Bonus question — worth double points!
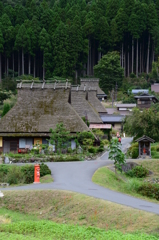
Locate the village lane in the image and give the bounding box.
[1,137,159,215]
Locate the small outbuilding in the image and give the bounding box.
[135,135,155,158]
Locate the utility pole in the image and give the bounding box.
[111,88,115,107]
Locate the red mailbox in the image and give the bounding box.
[34,164,40,183]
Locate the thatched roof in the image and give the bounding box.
[71,89,102,123]
[80,78,106,96]
[87,91,107,113]
[0,82,90,136]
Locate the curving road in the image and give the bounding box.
[1,137,159,214]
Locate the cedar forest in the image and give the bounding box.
[0,0,159,88]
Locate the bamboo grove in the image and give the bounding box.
[0,0,159,82]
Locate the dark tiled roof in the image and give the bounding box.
[135,135,155,143]
[100,114,124,123]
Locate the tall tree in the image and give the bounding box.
[15,24,29,75]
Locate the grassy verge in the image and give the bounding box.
[40,174,53,183]
[0,209,158,240]
[92,160,159,203]
[0,190,159,236]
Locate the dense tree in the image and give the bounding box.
[0,0,158,82]
[124,108,159,141]
[94,51,124,93]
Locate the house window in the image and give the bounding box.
[112,123,115,127]
[19,138,33,149]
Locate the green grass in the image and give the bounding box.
[1,190,159,235]
[40,174,53,183]
[0,208,158,240]
[92,166,159,203]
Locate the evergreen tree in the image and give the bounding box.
[15,24,29,75]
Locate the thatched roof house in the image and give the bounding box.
[80,78,107,100]
[0,81,90,153]
[71,87,102,124]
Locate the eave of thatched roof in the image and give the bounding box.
[0,86,90,134]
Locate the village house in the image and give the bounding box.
[99,114,124,131]
[116,103,136,115]
[134,93,158,109]
[151,83,159,93]
[0,80,90,153]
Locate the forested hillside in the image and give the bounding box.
[0,0,159,82]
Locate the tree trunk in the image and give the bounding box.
[34,56,36,78]
[28,54,31,75]
[22,47,24,75]
[136,39,138,78]
[43,53,45,80]
[132,37,134,73]
[0,53,1,82]
[128,47,129,77]
[90,42,92,75]
[18,51,20,76]
[140,42,141,74]
[75,70,78,84]
[122,43,123,68]
[124,52,126,77]
[7,57,8,77]
[98,51,101,61]
[146,34,150,74]
[152,44,155,63]
[12,52,14,78]
[87,40,90,76]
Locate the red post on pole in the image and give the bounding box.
[34,164,40,184]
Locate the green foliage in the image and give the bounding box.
[1,103,10,117]
[0,219,158,240]
[108,138,126,173]
[7,165,24,184]
[77,131,94,145]
[0,164,51,185]
[21,165,34,184]
[124,108,159,141]
[126,165,149,178]
[137,183,159,201]
[94,51,124,93]
[92,129,104,140]
[88,146,96,154]
[81,116,90,127]
[40,163,51,177]
[131,148,139,159]
[49,123,71,154]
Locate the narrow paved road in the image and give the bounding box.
[1,137,159,215]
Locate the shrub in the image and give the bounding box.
[7,166,24,185]
[126,165,149,178]
[101,139,109,146]
[125,178,142,192]
[88,146,96,153]
[67,147,73,153]
[131,147,139,159]
[21,165,34,184]
[1,103,11,117]
[40,163,51,177]
[137,183,159,200]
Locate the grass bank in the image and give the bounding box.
[0,190,159,236]
[92,159,159,203]
[0,208,158,240]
